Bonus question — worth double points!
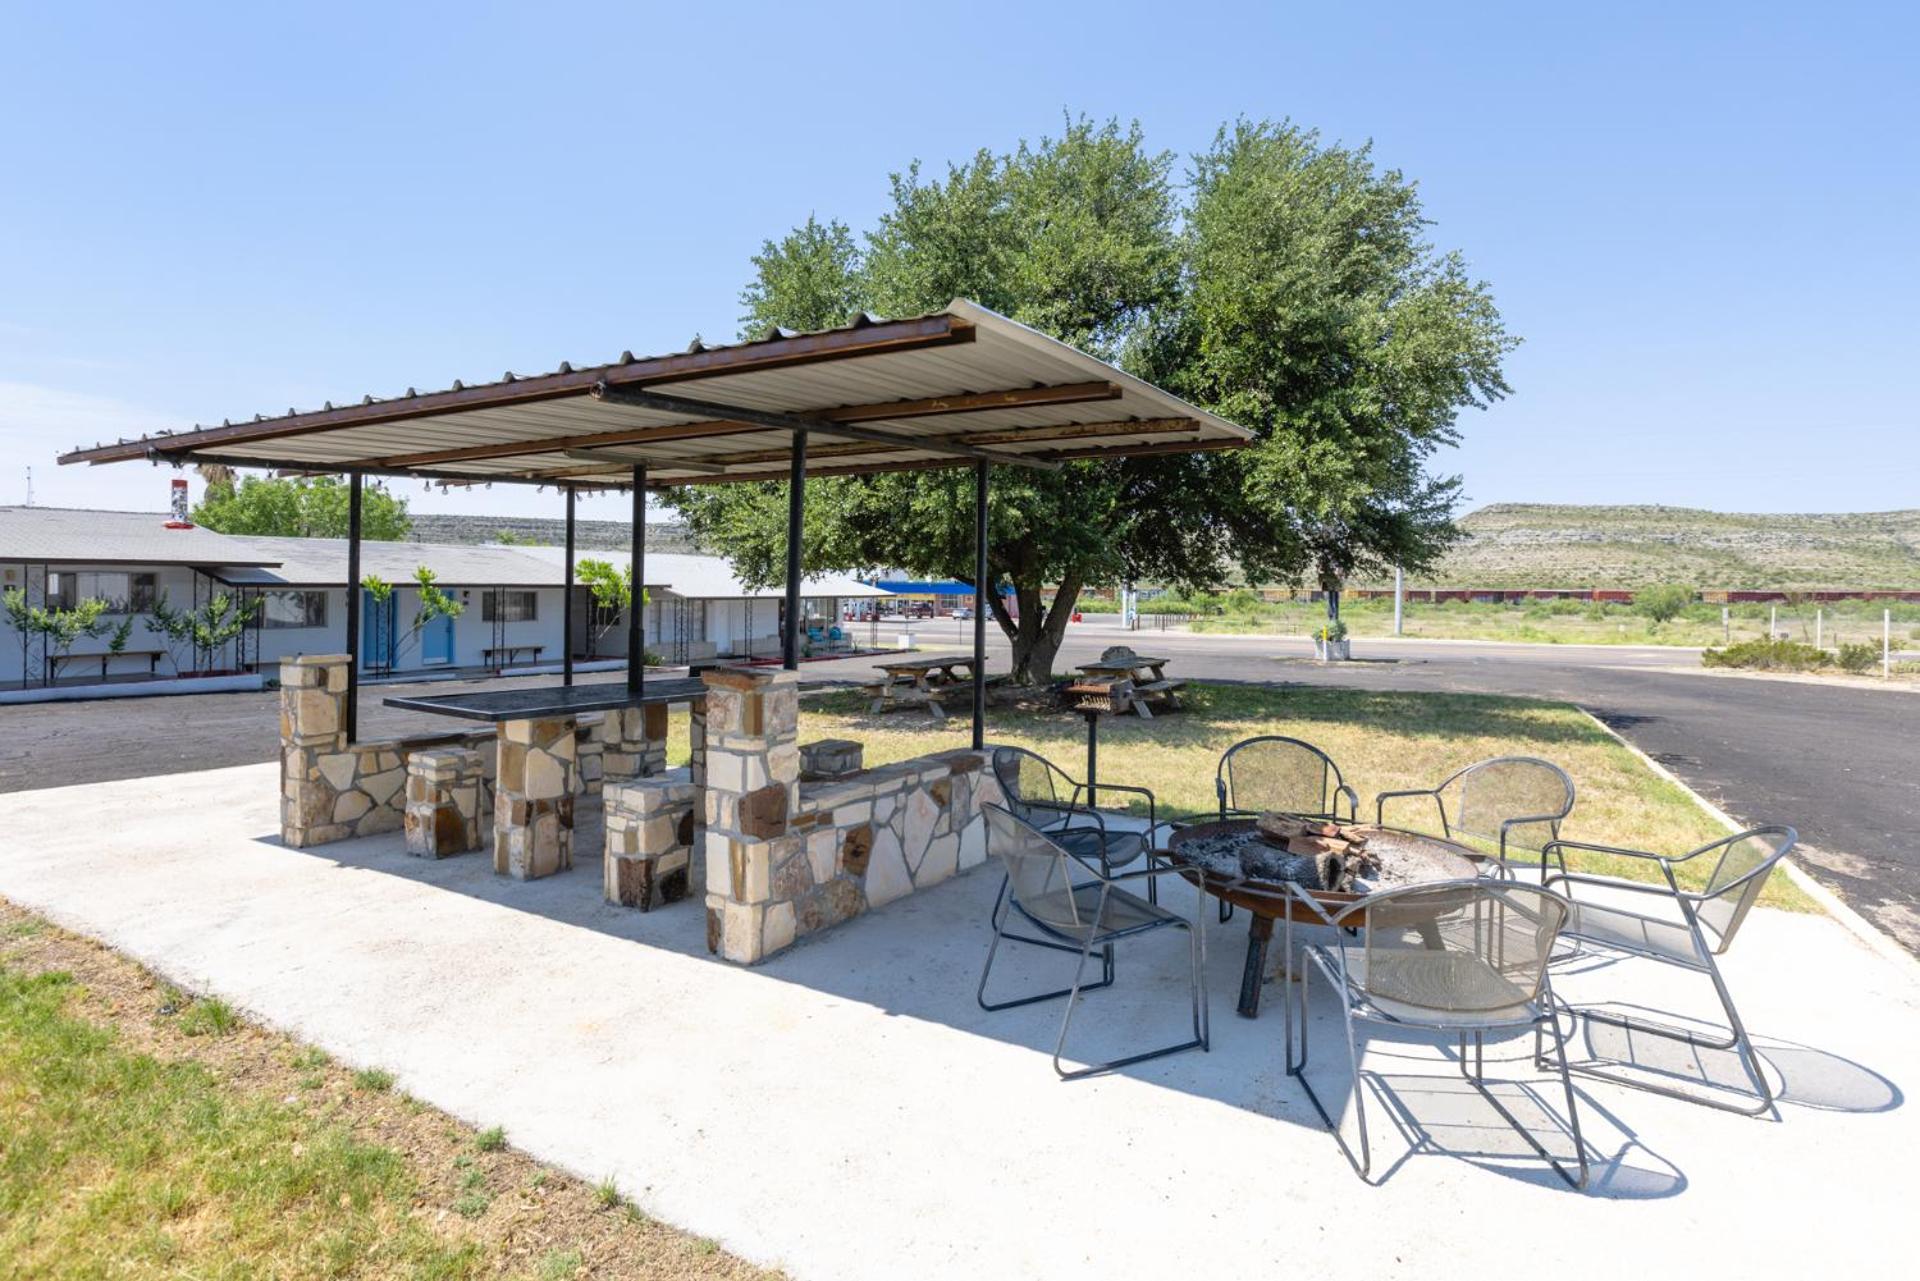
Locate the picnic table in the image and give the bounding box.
[1074,647,1185,718]
[864,653,980,723]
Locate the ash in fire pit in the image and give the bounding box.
[1177,816,1478,894]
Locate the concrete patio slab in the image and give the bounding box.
[1,763,1913,1279]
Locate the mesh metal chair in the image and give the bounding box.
[1216,735,1359,821]
[1287,879,1587,1188]
[1542,825,1796,1115]
[1214,735,1359,922]
[990,745,1161,881]
[1375,756,1575,865]
[977,803,1209,1079]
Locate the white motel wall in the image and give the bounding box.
[1,507,889,694]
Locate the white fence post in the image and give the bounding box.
[1816,608,1823,649]
[1770,604,1777,639]
[1722,605,1730,644]
[1886,609,1893,680]
[1393,565,1404,636]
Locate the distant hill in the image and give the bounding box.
[405,513,701,553]
[1395,504,1920,590]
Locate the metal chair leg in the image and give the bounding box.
[1052,921,1206,1080]
[1290,960,1374,1180]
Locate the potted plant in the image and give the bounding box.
[1313,617,1351,662]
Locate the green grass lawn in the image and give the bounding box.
[690,682,1811,910]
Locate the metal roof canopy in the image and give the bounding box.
[56,299,1249,749]
[57,301,1250,488]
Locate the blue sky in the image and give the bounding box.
[2,1,1914,522]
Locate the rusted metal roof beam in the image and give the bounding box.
[590,384,1058,471]
[364,380,1120,471]
[535,417,1203,481]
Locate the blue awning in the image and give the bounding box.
[867,580,1014,597]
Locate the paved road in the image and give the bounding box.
[3,626,1913,952]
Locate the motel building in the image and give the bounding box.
[1,504,887,699]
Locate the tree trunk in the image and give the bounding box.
[990,572,1083,684]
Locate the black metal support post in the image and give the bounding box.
[628,467,645,696]
[972,460,988,751]
[782,429,807,670]
[1083,709,1100,808]
[344,471,363,743]
[562,487,576,687]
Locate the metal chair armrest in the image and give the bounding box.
[1335,783,1360,821]
[1375,787,1443,828]
[1089,781,1156,812]
[1543,837,1670,863]
[1542,869,1683,901]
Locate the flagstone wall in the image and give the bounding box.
[699,665,1002,965]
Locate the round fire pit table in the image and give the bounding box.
[1165,818,1492,1019]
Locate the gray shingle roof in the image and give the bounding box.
[0,506,280,566]
[214,537,568,588]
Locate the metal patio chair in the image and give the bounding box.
[1214,735,1360,922]
[1287,879,1588,1188]
[1375,756,1576,866]
[1541,825,1797,1115]
[990,744,1163,882]
[976,802,1209,1079]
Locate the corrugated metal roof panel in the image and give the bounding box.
[59,301,1249,484]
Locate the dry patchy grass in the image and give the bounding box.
[731,682,1812,911]
[0,900,785,1281]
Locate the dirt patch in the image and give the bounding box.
[0,896,783,1280]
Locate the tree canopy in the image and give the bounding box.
[667,115,1515,679]
[192,474,412,540]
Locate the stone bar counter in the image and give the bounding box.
[383,680,698,880]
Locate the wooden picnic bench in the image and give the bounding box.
[51,649,165,682]
[482,643,545,672]
[863,653,982,723]
[1074,647,1186,718]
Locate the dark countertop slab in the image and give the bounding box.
[383,678,709,724]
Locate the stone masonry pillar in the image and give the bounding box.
[604,704,669,783]
[700,666,801,963]
[604,769,698,909]
[494,715,578,879]
[280,654,349,848]
[405,747,484,858]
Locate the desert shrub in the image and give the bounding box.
[1636,583,1695,625]
[1223,588,1261,613]
[1701,639,1829,671]
[1835,642,1879,674]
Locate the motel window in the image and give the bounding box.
[482,590,539,622]
[45,571,157,613]
[262,590,328,629]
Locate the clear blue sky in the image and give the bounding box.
[3,1,1914,523]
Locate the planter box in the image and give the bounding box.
[1314,638,1352,662]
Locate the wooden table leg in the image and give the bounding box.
[1237,911,1275,1019]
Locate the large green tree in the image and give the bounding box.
[668,115,1514,679]
[193,473,412,540]
[1163,120,1516,619]
[674,117,1212,681]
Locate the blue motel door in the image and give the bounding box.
[422,611,454,665]
[362,590,394,669]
